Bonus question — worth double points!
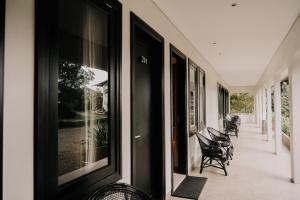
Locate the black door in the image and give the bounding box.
[170,46,187,176]
[131,13,165,200]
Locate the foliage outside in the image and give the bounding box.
[230,93,254,114]
[281,81,290,136]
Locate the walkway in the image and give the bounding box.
[170,124,300,200]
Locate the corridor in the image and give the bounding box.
[171,124,300,200]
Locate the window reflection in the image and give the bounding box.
[57,0,110,185]
[189,67,197,130]
[199,70,205,129]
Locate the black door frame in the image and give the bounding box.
[169,44,188,193]
[130,12,165,199]
[0,0,4,199]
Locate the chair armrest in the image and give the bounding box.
[210,140,221,147]
[202,146,223,155]
[214,134,230,142]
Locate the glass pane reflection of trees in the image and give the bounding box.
[57,0,109,185]
[58,60,109,185]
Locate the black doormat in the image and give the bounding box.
[172,176,207,200]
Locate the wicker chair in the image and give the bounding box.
[196,133,229,176]
[231,115,241,126]
[88,183,152,200]
[224,119,239,137]
[207,127,234,160]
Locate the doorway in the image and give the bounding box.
[170,45,188,193]
[131,13,165,200]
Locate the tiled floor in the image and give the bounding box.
[173,173,186,192]
[170,124,300,200]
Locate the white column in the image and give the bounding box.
[254,92,258,125]
[274,78,282,154]
[259,88,263,130]
[256,91,260,126]
[262,88,267,135]
[290,51,300,183]
[262,88,267,120]
[266,86,273,141]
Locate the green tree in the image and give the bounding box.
[281,80,290,136]
[58,60,95,119]
[230,93,254,113]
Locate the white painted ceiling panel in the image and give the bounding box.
[153,0,300,86]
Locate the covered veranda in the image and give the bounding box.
[171,123,300,200]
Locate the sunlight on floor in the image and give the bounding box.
[170,124,300,200]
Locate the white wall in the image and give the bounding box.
[120,0,229,197]
[3,0,228,199]
[3,0,34,199]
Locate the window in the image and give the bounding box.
[189,60,198,133]
[35,0,121,199]
[188,59,206,134]
[198,69,206,129]
[218,84,229,120]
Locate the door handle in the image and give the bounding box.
[135,135,141,139]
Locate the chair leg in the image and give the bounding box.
[226,152,230,165]
[210,158,212,164]
[200,156,204,173]
[222,161,228,176]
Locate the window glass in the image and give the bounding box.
[57,0,110,185]
[199,70,205,129]
[189,66,197,131]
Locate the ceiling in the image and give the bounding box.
[153,0,300,86]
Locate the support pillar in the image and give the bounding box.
[262,88,267,124]
[266,86,273,141]
[259,88,263,130]
[256,91,260,126]
[274,78,282,154]
[290,51,300,183]
[257,89,261,127]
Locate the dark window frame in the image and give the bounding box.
[0,0,4,199]
[218,83,229,121]
[34,0,122,199]
[188,59,199,135]
[198,67,206,130]
[188,59,206,136]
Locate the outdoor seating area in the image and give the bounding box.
[224,115,240,137]
[171,124,300,200]
[197,115,240,176]
[2,1,300,200]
